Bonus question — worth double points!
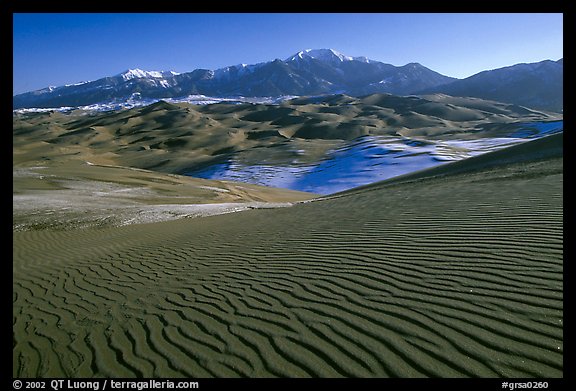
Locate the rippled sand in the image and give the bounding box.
[13,134,563,377]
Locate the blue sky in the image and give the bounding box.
[13,13,563,95]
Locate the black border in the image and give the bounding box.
[5,378,569,390]
[8,2,569,389]
[6,1,567,13]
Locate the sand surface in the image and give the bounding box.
[13,94,561,177]
[13,161,315,231]
[13,134,563,377]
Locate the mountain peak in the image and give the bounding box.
[13,52,561,113]
[287,48,376,65]
[287,48,351,63]
[119,69,180,81]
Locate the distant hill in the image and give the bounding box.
[419,59,563,112]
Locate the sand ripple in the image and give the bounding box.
[13,139,563,377]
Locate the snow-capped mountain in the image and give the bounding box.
[12,49,563,112]
[119,69,180,81]
[286,48,371,64]
[13,49,456,110]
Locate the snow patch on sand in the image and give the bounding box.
[189,121,563,195]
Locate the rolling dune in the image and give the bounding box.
[13,161,315,231]
[13,94,562,177]
[13,133,563,377]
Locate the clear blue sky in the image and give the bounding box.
[13,13,563,95]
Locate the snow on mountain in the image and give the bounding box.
[119,69,180,81]
[13,49,561,112]
[64,81,89,87]
[287,48,353,63]
[351,56,371,63]
[13,49,456,110]
[286,49,374,65]
[32,86,58,95]
[212,62,265,80]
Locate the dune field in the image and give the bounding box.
[13,130,563,377]
[13,94,562,176]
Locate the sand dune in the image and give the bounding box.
[14,94,563,196]
[13,94,562,177]
[13,133,563,377]
[13,161,315,231]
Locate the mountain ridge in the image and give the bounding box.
[418,58,563,112]
[12,49,455,109]
[13,49,562,112]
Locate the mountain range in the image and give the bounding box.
[13,49,563,112]
[422,58,563,113]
